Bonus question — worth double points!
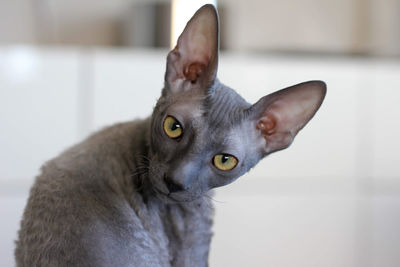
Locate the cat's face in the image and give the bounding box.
[149,83,262,202]
[148,5,326,202]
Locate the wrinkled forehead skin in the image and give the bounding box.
[153,80,249,141]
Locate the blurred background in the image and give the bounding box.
[0,0,399,266]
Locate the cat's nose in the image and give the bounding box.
[164,174,185,193]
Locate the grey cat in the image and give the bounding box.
[15,4,326,267]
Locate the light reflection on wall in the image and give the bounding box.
[1,46,39,85]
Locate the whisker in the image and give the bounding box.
[137,155,151,163]
[131,166,149,171]
[204,193,226,204]
[130,169,148,177]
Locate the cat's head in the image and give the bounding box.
[148,5,326,202]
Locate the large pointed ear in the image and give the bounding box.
[251,80,327,155]
[164,4,219,95]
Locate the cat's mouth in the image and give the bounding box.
[148,170,201,203]
[153,186,200,203]
[153,186,179,201]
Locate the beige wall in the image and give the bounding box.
[221,0,357,53]
[0,0,36,43]
[368,0,400,55]
[220,0,400,56]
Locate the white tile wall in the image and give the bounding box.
[91,49,166,131]
[371,195,400,267]
[0,47,80,182]
[0,47,399,267]
[0,194,28,267]
[371,63,400,179]
[210,193,357,267]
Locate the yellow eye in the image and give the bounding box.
[163,116,183,139]
[213,154,238,171]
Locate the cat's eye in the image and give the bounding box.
[163,116,183,139]
[213,154,238,171]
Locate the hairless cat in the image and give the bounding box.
[15,4,326,267]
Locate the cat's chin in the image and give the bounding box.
[153,187,201,204]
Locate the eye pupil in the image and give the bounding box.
[171,123,180,131]
[221,155,229,163]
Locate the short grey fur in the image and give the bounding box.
[15,4,326,267]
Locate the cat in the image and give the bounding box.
[15,4,326,267]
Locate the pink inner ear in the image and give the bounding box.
[184,63,206,83]
[178,25,212,83]
[256,109,297,153]
[256,113,277,136]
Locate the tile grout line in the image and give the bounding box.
[76,49,95,140]
[353,61,376,267]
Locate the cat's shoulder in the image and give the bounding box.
[29,117,151,201]
[85,118,150,145]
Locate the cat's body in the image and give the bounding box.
[16,5,326,267]
[15,118,213,267]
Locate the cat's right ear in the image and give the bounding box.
[163,4,219,96]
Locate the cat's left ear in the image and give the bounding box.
[250,81,326,155]
[164,4,219,95]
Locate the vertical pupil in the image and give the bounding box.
[221,155,229,163]
[171,122,179,131]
